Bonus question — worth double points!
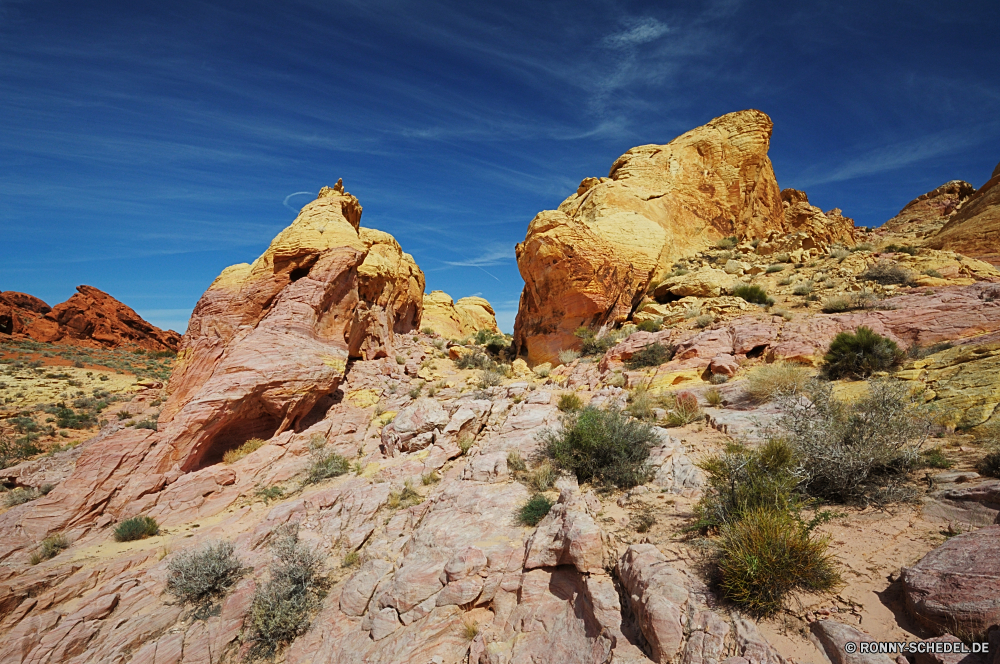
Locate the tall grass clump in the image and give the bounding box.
[743,362,812,403]
[30,533,69,564]
[244,525,324,660]
[223,437,266,464]
[716,236,738,249]
[558,349,581,365]
[541,407,657,490]
[665,391,703,427]
[114,515,159,542]
[823,326,904,379]
[557,392,583,412]
[732,284,774,306]
[306,446,350,484]
[167,540,245,603]
[517,494,554,526]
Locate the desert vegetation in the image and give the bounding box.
[167,540,245,603]
[114,515,159,542]
[823,326,904,379]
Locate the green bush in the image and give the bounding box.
[978,451,1000,478]
[574,327,624,356]
[777,379,926,505]
[223,437,266,464]
[456,350,494,370]
[306,449,350,484]
[717,507,840,617]
[114,515,159,542]
[625,343,674,369]
[0,430,42,469]
[824,326,904,379]
[541,407,657,490]
[765,264,785,273]
[167,540,245,603]
[244,526,323,660]
[506,450,526,472]
[733,284,774,306]
[716,236,738,249]
[527,461,556,491]
[557,392,583,412]
[517,494,554,526]
[694,314,714,328]
[636,318,663,333]
[920,447,953,469]
[792,281,814,296]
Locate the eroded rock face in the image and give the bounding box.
[1,286,181,351]
[929,167,1000,267]
[153,182,424,473]
[755,188,856,255]
[513,110,790,365]
[421,290,499,339]
[882,180,976,238]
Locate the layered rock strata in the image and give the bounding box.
[928,161,1000,266]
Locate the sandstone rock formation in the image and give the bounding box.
[421,290,499,338]
[1,286,181,351]
[513,110,857,365]
[882,180,976,238]
[754,188,857,255]
[928,164,1000,266]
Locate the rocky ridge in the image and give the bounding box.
[421,291,499,339]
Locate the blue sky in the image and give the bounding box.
[2,0,998,334]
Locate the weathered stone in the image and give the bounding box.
[810,619,895,664]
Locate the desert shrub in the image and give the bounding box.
[533,365,550,378]
[733,284,774,306]
[665,391,703,427]
[456,351,492,370]
[861,260,913,286]
[717,507,840,617]
[132,418,158,431]
[830,246,851,260]
[306,448,350,484]
[792,281,814,296]
[907,341,954,359]
[30,533,69,564]
[632,510,656,533]
[517,494,554,526]
[705,388,723,407]
[244,526,323,660]
[625,343,674,369]
[923,268,943,278]
[694,314,714,329]
[0,431,42,470]
[683,305,701,319]
[607,372,626,387]
[695,439,802,529]
[542,407,657,490]
[342,550,361,568]
[395,355,406,365]
[574,327,625,356]
[527,461,556,491]
[820,296,852,313]
[766,264,785,273]
[167,540,245,603]
[506,450,526,472]
[920,447,953,469]
[777,276,793,286]
[387,481,422,509]
[824,326,904,379]
[461,616,480,640]
[407,383,423,398]
[478,369,504,388]
[457,434,475,455]
[223,437,266,464]
[709,373,729,384]
[558,349,581,365]
[716,236,738,249]
[743,362,812,403]
[421,471,441,485]
[255,485,285,502]
[851,242,874,253]
[114,515,159,542]
[558,392,583,412]
[978,452,1000,478]
[776,379,927,504]
[625,388,658,421]
[636,318,663,333]
[4,487,40,507]
[884,244,918,256]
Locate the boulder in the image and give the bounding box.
[381,398,450,456]
[617,544,691,663]
[810,619,895,664]
[421,290,498,339]
[523,489,604,573]
[513,110,787,365]
[901,524,1000,636]
[653,268,736,299]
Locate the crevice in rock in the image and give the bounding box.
[188,412,282,471]
[746,344,767,358]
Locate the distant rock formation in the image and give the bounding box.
[928,161,1000,266]
[156,181,425,472]
[421,290,499,339]
[754,188,856,255]
[0,285,181,352]
[882,180,975,237]
[513,110,856,364]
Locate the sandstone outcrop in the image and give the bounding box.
[754,189,856,255]
[421,290,499,338]
[882,180,976,238]
[1,286,181,351]
[929,164,1000,266]
[513,110,857,365]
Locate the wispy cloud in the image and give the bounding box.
[602,18,670,49]
[443,244,513,268]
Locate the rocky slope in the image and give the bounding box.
[513,110,856,365]
[421,291,499,339]
[4,137,1000,664]
[0,286,181,352]
[928,160,1000,266]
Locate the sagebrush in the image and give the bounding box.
[167,540,245,603]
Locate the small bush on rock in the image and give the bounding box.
[558,349,581,365]
[733,284,774,306]
[743,362,812,403]
[223,437,266,464]
[167,540,245,603]
[114,515,159,542]
[636,318,663,333]
[716,236,738,249]
[861,260,913,286]
[4,487,40,507]
[244,525,323,660]
[542,407,657,490]
[306,448,350,484]
[558,392,583,412]
[517,494,554,526]
[625,342,675,369]
[30,533,69,564]
[694,314,714,329]
[824,326,904,379]
[665,391,702,427]
[527,461,556,491]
